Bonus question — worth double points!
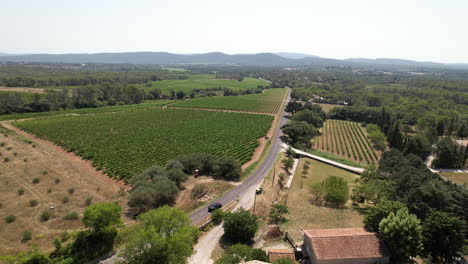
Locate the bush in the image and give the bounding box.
[22,230,32,241]
[269,204,289,224]
[5,215,16,223]
[211,209,225,225]
[61,231,69,242]
[223,208,258,243]
[68,187,75,194]
[29,200,39,207]
[191,184,208,199]
[322,176,349,207]
[42,170,48,176]
[64,212,79,220]
[18,188,25,195]
[32,177,40,184]
[54,178,60,184]
[85,197,93,206]
[4,157,10,162]
[40,211,51,222]
[62,196,70,203]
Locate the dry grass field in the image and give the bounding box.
[313,119,381,166]
[440,172,468,186]
[0,125,128,255]
[281,158,364,242]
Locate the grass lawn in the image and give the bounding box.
[440,172,468,186]
[281,157,363,242]
[313,103,342,113]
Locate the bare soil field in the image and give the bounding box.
[0,86,49,94]
[0,126,128,255]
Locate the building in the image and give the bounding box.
[303,228,389,264]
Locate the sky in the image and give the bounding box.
[1,0,467,63]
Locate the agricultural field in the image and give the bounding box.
[313,119,380,166]
[141,77,269,95]
[171,88,287,114]
[0,126,127,254]
[0,100,176,121]
[13,108,273,181]
[281,158,363,242]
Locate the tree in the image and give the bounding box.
[364,200,407,232]
[212,157,242,181]
[215,244,268,264]
[128,177,179,214]
[211,209,225,225]
[432,137,466,168]
[223,208,258,244]
[422,210,464,263]
[291,109,324,128]
[285,101,302,115]
[281,157,294,172]
[269,204,289,224]
[119,206,200,264]
[322,176,349,207]
[281,121,318,148]
[379,209,423,262]
[83,202,122,232]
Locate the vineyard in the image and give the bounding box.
[171,88,287,114]
[313,120,381,165]
[142,77,269,95]
[14,108,273,181]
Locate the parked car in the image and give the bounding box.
[208,202,222,212]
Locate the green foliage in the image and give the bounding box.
[22,230,32,242]
[269,204,289,224]
[83,202,122,232]
[17,188,25,195]
[433,137,467,168]
[172,88,286,114]
[366,124,386,151]
[176,153,242,181]
[317,176,349,207]
[40,211,51,222]
[422,210,464,263]
[352,165,395,204]
[379,208,423,261]
[215,244,268,264]
[15,108,272,181]
[211,209,225,225]
[364,200,407,231]
[223,208,258,244]
[273,258,295,264]
[5,215,16,223]
[281,121,318,149]
[292,109,324,128]
[281,157,294,172]
[68,188,75,194]
[118,206,200,264]
[29,200,39,207]
[63,212,79,220]
[32,177,40,184]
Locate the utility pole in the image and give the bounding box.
[271,168,276,188]
[253,191,257,215]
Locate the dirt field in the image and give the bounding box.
[0,126,128,255]
[440,172,468,186]
[0,86,49,94]
[280,158,364,242]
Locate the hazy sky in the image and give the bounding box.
[1,0,467,63]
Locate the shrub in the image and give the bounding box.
[54,178,60,184]
[18,188,25,195]
[63,212,79,220]
[0,142,5,147]
[40,211,51,222]
[32,177,40,184]
[322,176,349,207]
[85,197,93,206]
[191,184,208,199]
[223,208,258,243]
[68,187,75,194]
[22,230,32,241]
[4,157,10,162]
[29,200,39,207]
[211,209,225,225]
[42,170,48,176]
[47,188,52,193]
[5,215,16,223]
[269,204,289,224]
[62,196,69,204]
[61,231,69,242]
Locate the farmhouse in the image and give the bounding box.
[303,228,389,264]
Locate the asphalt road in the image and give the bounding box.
[190,89,291,225]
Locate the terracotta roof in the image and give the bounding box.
[268,248,295,262]
[304,228,389,260]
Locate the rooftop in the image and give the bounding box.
[268,248,295,262]
[304,228,389,260]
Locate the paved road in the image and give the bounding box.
[190,89,291,225]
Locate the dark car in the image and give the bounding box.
[208,202,222,212]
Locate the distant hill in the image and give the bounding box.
[275,52,318,59]
[0,52,466,69]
